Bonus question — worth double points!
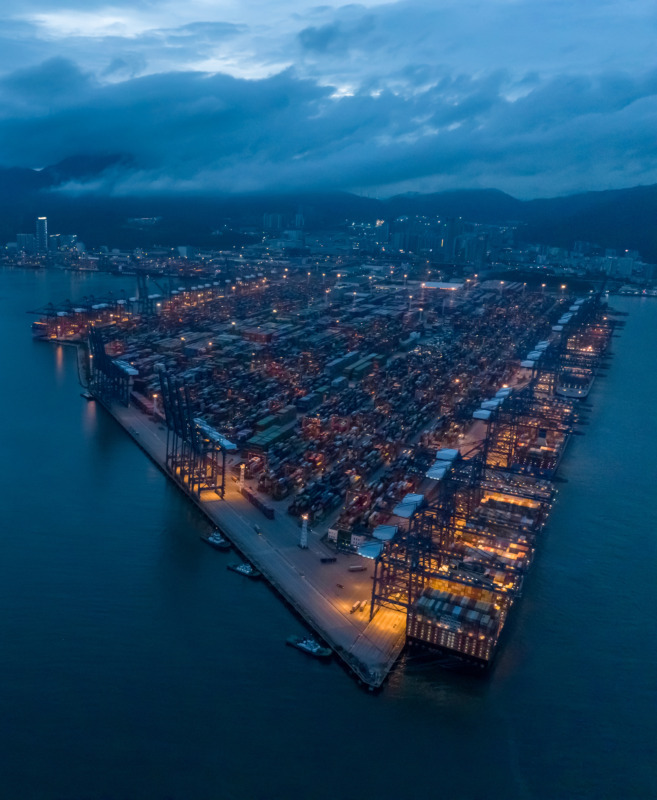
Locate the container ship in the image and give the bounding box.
[371,303,613,668]
[556,311,611,399]
[556,370,593,399]
[405,475,550,667]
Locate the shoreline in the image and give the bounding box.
[92,392,406,689]
[46,296,613,687]
[70,344,581,686]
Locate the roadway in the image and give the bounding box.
[108,401,406,687]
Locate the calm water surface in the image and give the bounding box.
[0,268,655,800]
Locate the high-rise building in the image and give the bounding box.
[615,257,634,278]
[263,213,283,231]
[36,217,48,253]
[17,233,36,252]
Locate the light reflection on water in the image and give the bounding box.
[0,269,655,800]
[82,393,97,435]
[55,343,64,375]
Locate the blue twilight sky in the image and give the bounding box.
[1,0,656,198]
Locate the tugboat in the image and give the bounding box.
[227,562,261,579]
[286,635,332,659]
[202,531,231,551]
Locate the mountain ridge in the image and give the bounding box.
[1,157,655,259]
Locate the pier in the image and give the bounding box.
[103,400,406,688]
[35,272,616,685]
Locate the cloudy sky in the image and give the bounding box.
[1,0,656,197]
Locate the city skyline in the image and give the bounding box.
[0,0,655,198]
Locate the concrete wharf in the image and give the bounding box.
[88,361,533,687]
[101,399,407,688]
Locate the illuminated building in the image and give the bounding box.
[36,217,48,253]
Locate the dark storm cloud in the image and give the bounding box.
[1,55,656,198]
[298,23,344,53]
[298,15,376,54]
[1,1,656,196]
[1,57,92,108]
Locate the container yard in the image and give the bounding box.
[33,267,617,685]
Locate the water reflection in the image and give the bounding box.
[1,271,655,800]
[82,396,97,436]
[391,649,492,706]
[54,344,64,384]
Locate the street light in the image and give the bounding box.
[300,514,309,549]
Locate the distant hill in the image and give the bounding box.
[384,186,657,260]
[0,154,126,197]
[0,158,655,259]
[522,185,657,261]
[384,189,524,223]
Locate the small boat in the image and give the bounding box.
[227,562,261,579]
[286,635,332,659]
[202,531,231,551]
[348,565,367,572]
[80,391,95,401]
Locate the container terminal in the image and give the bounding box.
[32,269,616,686]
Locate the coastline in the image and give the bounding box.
[68,336,593,686]
[43,291,612,686]
[93,393,406,688]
